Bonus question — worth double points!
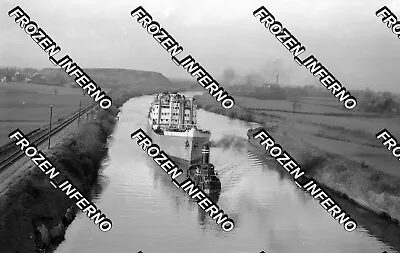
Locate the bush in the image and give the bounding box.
[300,153,329,175]
[227,110,237,118]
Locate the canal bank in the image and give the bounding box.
[194,95,400,227]
[55,93,396,253]
[0,105,119,253]
[0,87,186,253]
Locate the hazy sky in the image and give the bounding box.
[1,0,400,92]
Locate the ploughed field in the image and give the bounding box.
[0,82,93,146]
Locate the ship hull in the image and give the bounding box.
[203,187,221,195]
[146,122,211,165]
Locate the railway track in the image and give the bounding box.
[0,102,98,172]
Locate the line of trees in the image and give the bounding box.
[227,83,344,100]
[0,67,68,85]
[362,92,399,113]
[228,84,287,100]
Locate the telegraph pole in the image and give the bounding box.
[48,105,53,149]
[78,99,82,126]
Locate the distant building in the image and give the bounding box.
[33,72,43,78]
[32,72,44,82]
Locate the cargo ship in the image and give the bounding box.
[187,143,221,194]
[147,93,211,165]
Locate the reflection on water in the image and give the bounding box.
[247,144,400,252]
[147,156,223,231]
[197,192,220,227]
[56,94,399,253]
[326,188,400,251]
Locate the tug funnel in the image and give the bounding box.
[201,143,210,164]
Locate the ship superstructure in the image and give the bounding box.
[147,93,211,164]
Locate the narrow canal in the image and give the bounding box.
[56,93,398,253]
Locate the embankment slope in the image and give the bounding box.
[39,68,174,88]
[0,69,188,253]
[194,92,400,225]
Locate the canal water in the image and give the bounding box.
[56,94,398,253]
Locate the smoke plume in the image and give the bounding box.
[209,135,246,151]
[219,58,294,87]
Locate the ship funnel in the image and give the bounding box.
[202,143,210,164]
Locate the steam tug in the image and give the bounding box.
[187,143,221,194]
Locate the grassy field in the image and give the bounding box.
[235,96,384,116]
[0,72,191,252]
[235,96,346,114]
[0,69,193,147]
[195,92,400,224]
[196,93,400,177]
[0,82,93,146]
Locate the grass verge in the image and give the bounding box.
[0,86,185,253]
[195,94,400,226]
